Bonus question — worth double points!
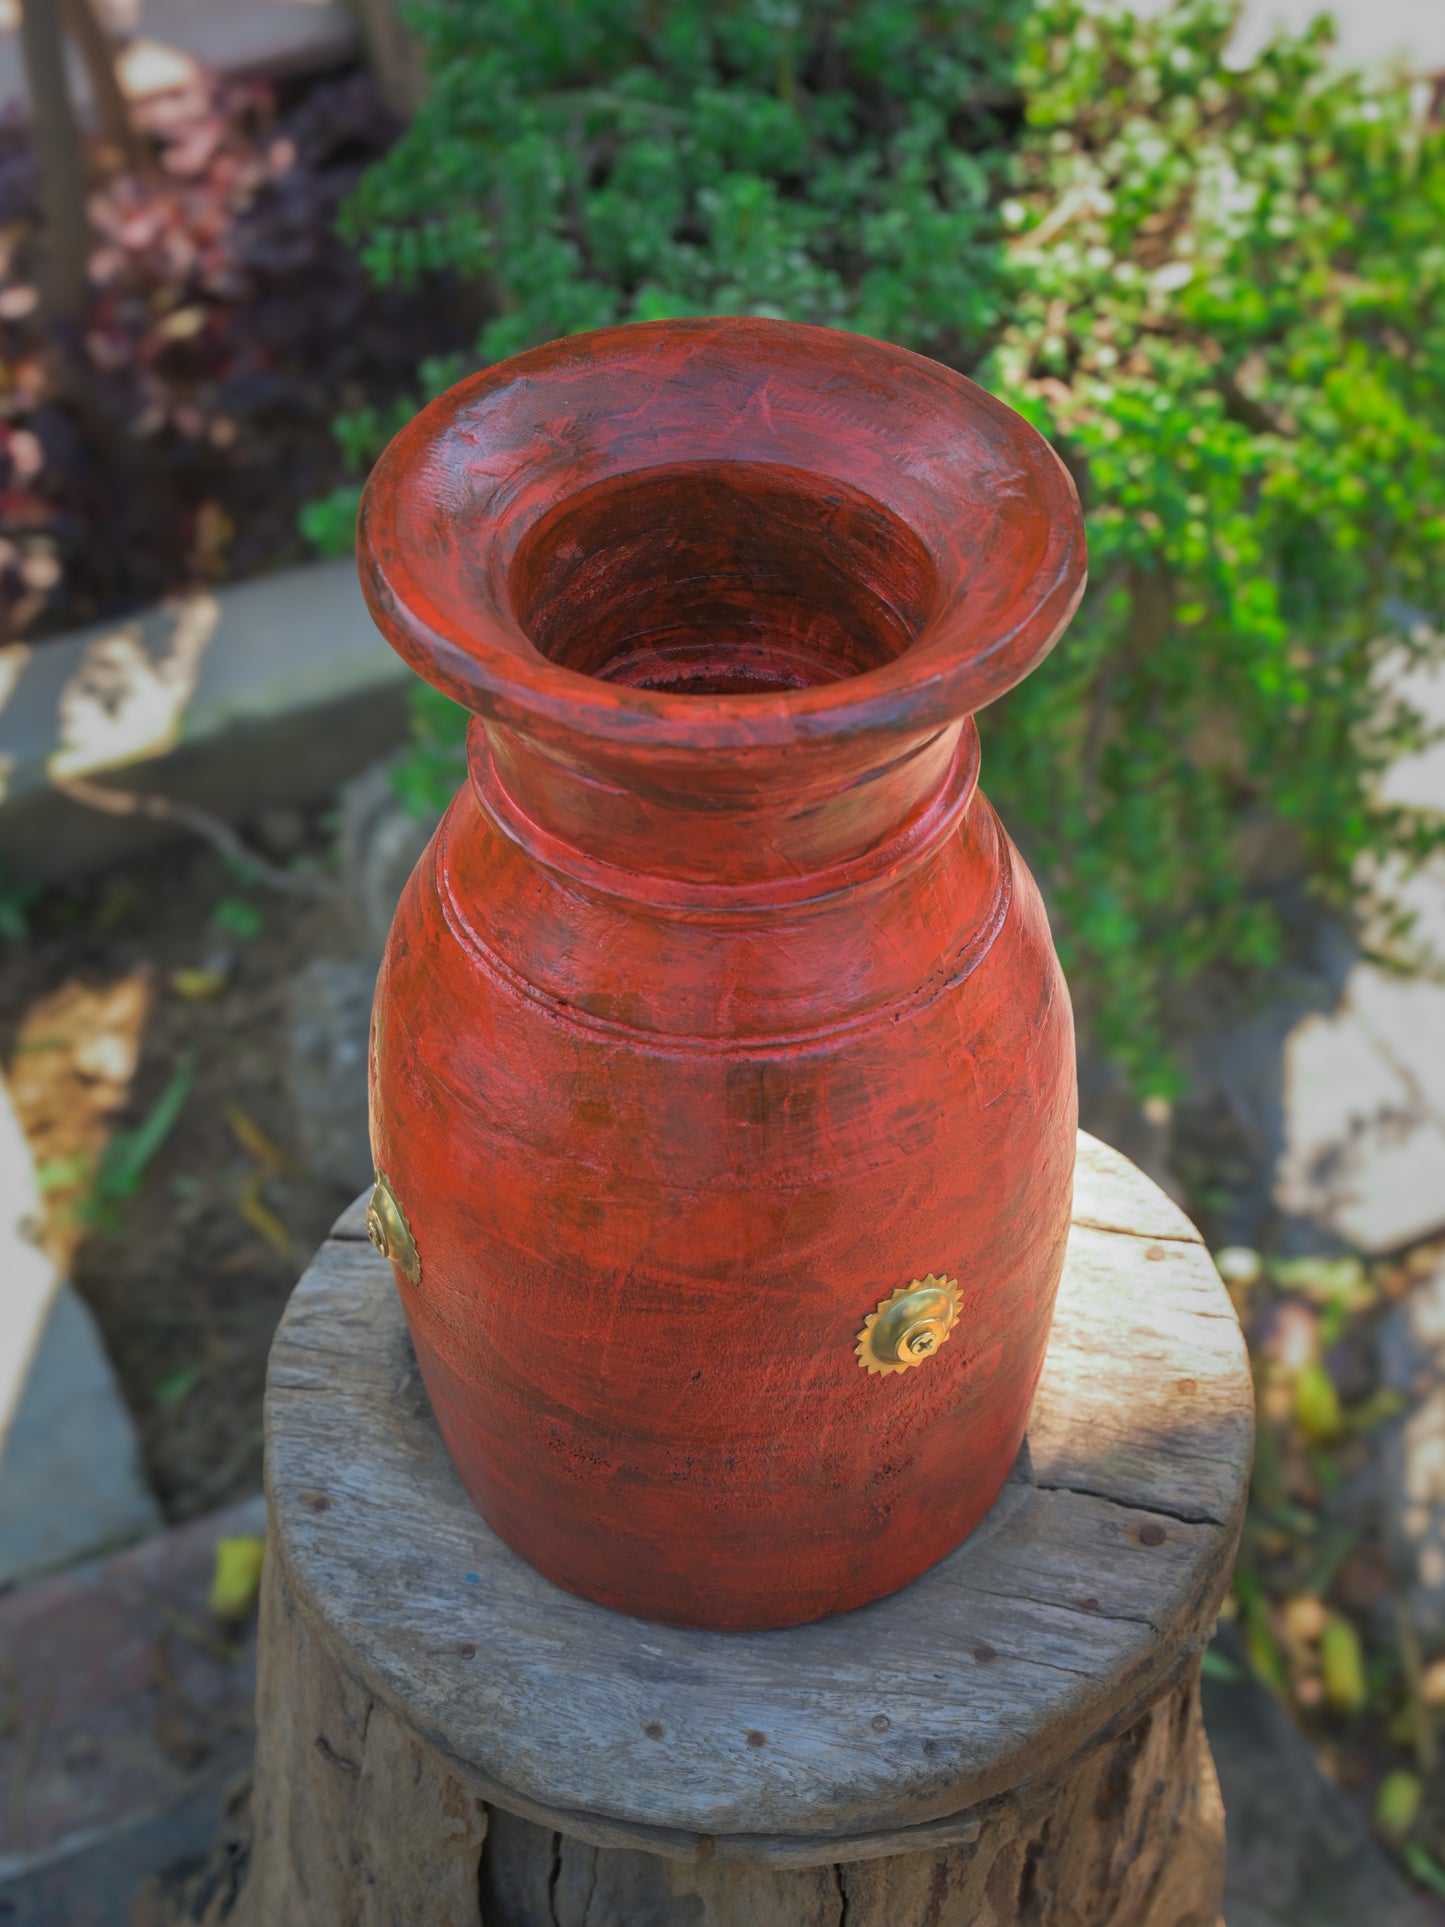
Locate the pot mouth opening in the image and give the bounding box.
[509,462,939,698]
[360,318,1088,754]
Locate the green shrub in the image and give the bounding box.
[339,0,1018,359]
[313,0,1445,1090]
[989,0,1445,1082]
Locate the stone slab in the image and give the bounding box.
[1227,0,1445,75]
[0,559,411,881]
[0,1773,248,1927]
[1274,967,1445,1254]
[0,1069,160,1588]
[0,1282,162,1588]
[0,1074,58,1466]
[1270,653,1445,1253]
[337,750,439,962]
[0,0,358,128]
[1185,647,1445,1257]
[0,1497,263,1896]
[284,953,376,1193]
[1130,0,1445,75]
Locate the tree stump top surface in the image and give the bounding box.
[264,1132,1251,1863]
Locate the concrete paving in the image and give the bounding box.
[0,1282,161,1588]
[0,1075,160,1588]
[1229,0,1445,75]
[0,1070,58,1468]
[1129,0,1443,75]
[0,1496,263,1927]
[0,0,357,127]
[0,558,410,880]
[1273,655,1445,1253]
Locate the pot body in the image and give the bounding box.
[359,319,1087,1629]
[372,740,1075,1629]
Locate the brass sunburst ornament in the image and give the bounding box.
[856,1274,961,1375]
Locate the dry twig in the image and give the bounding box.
[53,775,334,898]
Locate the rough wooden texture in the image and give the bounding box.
[245,1541,1224,1927]
[240,1134,1249,1923]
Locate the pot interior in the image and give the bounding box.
[510,462,939,697]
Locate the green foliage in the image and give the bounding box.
[93,1059,194,1217]
[298,484,364,559]
[303,354,470,556]
[213,896,264,941]
[390,683,470,818]
[984,0,1445,1081]
[1404,1843,1445,1901]
[0,862,40,942]
[155,1364,201,1407]
[40,1058,195,1233]
[341,0,1017,357]
[313,0,1445,1088]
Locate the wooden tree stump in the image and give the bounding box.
[239,1133,1251,1927]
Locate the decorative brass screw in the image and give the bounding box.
[366,1171,420,1283]
[856,1275,961,1376]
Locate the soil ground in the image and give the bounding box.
[0,814,355,1520]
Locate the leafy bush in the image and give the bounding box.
[990,0,1445,1082]
[340,0,1018,357]
[312,0,1445,1089]
[302,0,1020,528]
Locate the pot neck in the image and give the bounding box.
[470,715,979,897]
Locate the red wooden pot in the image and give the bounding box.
[359,318,1086,1631]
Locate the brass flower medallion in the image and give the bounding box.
[856,1274,961,1375]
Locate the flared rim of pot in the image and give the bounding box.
[358,318,1087,756]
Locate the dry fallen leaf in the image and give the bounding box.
[1420,1658,1445,1709]
[209,1535,265,1622]
[1320,1616,1368,1716]
[157,304,207,340]
[238,1170,291,1255]
[170,967,226,1001]
[1282,1594,1330,1647]
[1376,1768,1423,1840]
[226,1103,291,1174]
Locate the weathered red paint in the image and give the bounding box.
[359,318,1086,1630]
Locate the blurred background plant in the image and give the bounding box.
[993,0,1445,1088]
[1216,1228,1445,1892]
[0,59,471,641]
[306,0,1445,1093]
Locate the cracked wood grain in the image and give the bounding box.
[240,1133,1246,1923]
[242,1549,1225,1926]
